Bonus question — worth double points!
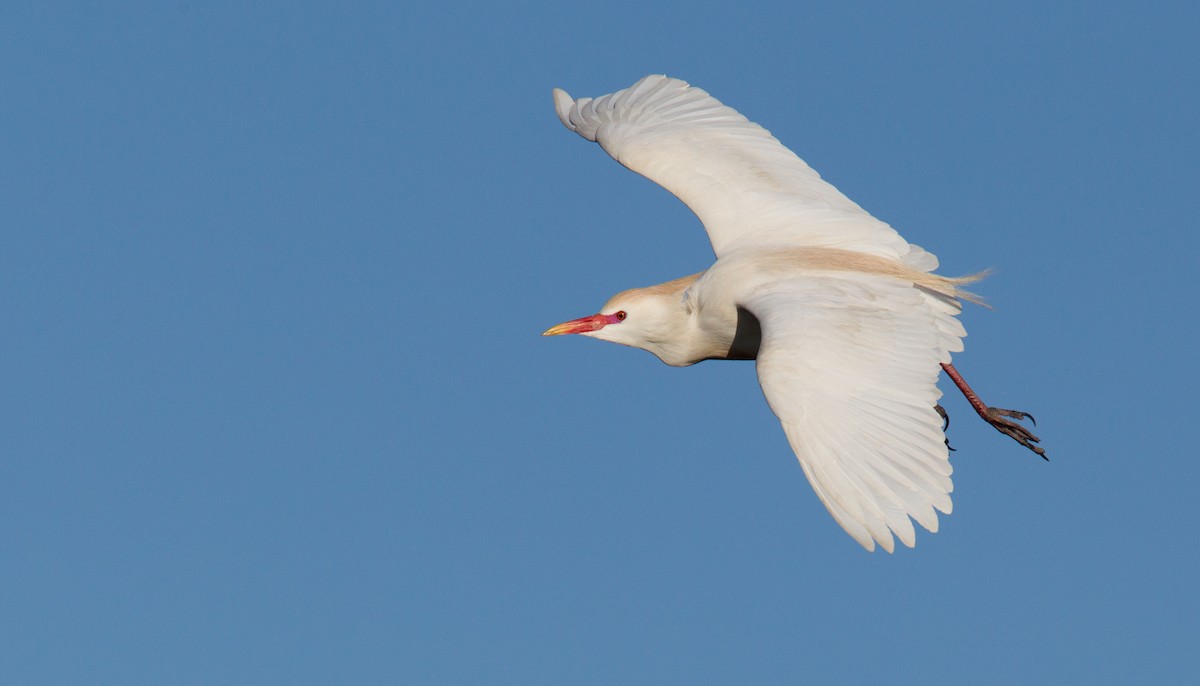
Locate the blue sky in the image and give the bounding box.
[3,1,1198,683]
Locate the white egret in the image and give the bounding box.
[543,75,1043,552]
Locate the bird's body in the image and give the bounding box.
[544,75,1041,552]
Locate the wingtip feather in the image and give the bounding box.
[552,87,575,131]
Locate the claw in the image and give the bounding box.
[935,405,956,452]
[988,407,1036,425]
[935,404,950,431]
[983,407,1047,461]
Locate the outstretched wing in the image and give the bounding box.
[554,75,918,262]
[743,271,966,552]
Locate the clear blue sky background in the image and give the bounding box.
[3,2,1197,683]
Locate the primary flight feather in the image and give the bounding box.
[544,75,1043,552]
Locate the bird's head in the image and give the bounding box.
[542,284,694,364]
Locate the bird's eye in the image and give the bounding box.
[615,310,627,321]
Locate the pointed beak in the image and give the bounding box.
[542,313,618,336]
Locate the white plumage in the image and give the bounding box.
[544,75,992,552]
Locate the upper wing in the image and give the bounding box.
[554,75,916,261]
[743,271,966,552]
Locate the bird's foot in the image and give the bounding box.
[935,404,956,452]
[940,363,1048,460]
[982,407,1047,460]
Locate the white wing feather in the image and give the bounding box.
[554,75,917,261]
[744,272,964,552]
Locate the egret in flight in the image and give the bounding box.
[543,75,1043,552]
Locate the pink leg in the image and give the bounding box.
[941,363,1047,460]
